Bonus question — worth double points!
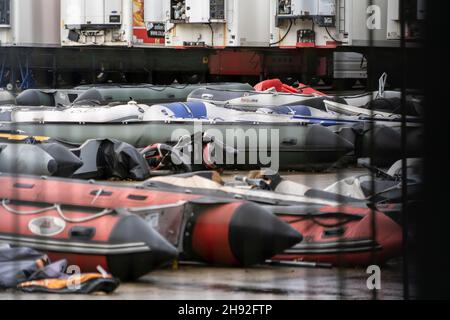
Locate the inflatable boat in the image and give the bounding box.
[186,87,422,133]
[327,91,423,118]
[227,164,421,228]
[14,83,253,107]
[187,87,319,108]
[16,89,85,107]
[142,101,423,168]
[0,174,302,267]
[325,159,423,204]
[0,188,178,281]
[325,99,403,119]
[143,174,402,266]
[70,138,151,180]
[255,104,415,128]
[254,79,327,96]
[0,141,83,177]
[272,204,402,266]
[0,133,151,180]
[334,122,423,167]
[146,174,339,207]
[342,90,422,114]
[73,83,253,106]
[1,102,354,170]
[227,160,422,206]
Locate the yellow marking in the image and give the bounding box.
[0,133,50,142]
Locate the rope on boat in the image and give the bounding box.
[1,199,113,223]
[90,188,104,205]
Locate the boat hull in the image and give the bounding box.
[0,142,83,177]
[0,202,178,280]
[73,83,253,106]
[3,121,353,170]
[144,176,403,266]
[188,87,317,108]
[274,206,402,266]
[0,174,302,267]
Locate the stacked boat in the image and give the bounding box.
[0,98,354,171]
[0,78,422,287]
[144,169,404,267]
[187,79,423,167]
[11,83,253,107]
[0,173,302,279]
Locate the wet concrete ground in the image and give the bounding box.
[0,168,413,300]
[3,260,411,300]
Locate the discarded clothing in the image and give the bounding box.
[0,246,119,294]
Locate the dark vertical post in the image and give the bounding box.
[367,0,377,301]
[91,50,96,84]
[399,0,410,300]
[419,0,450,300]
[52,51,57,88]
[8,48,17,92]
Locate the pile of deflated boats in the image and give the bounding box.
[0,78,423,294]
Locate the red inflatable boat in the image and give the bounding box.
[271,205,402,266]
[254,79,327,96]
[142,175,403,267]
[0,174,302,269]
[0,200,177,280]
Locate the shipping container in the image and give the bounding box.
[343,0,425,47]
[132,0,167,46]
[269,0,340,48]
[165,0,270,48]
[60,0,133,46]
[0,0,60,47]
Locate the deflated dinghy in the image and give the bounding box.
[341,91,401,108]
[16,89,85,107]
[73,82,253,106]
[0,132,150,180]
[335,122,423,167]
[363,96,423,117]
[325,159,423,204]
[0,174,302,268]
[70,138,150,180]
[324,99,407,119]
[341,91,423,116]
[330,73,423,118]
[141,132,238,172]
[283,96,349,113]
[0,139,83,177]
